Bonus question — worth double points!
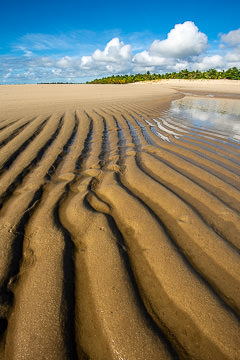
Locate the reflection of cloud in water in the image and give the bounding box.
[169,97,240,139]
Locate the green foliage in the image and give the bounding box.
[86,67,240,84]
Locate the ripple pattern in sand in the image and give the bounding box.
[0,103,239,360]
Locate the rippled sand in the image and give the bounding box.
[0,81,240,360]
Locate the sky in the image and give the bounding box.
[0,0,240,83]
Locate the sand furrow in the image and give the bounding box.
[124,106,240,168]
[81,110,105,172]
[0,116,47,172]
[161,111,240,141]
[59,112,176,359]
[45,114,78,180]
[179,133,240,157]
[139,118,240,179]
[74,113,93,173]
[3,112,81,359]
[127,107,239,185]
[153,114,240,155]
[0,118,22,131]
[133,104,240,147]
[139,152,240,250]
[94,171,240,360]
[0,83,239,359]
[4,186,72,360]
[62,180,175,360]
[0,112,77,349]
[0,117,34,149]
[126,154,240,313]
[144,128,240,189]
[157,112,240,151]
[145,145,240,211]
[122,112,240,249]
[117,113,240,312]
[0,114,63,209]
[175,138,240,174]
[93,111,120,172]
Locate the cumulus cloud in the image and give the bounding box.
[80,38,132,74]
[225,49,240,63]
[56,56,73,68]
[221,29,240,47]
[43,37,133,78]
[133,21,208,73]
[219,28,240,68]
[133,24,240,74]
[191,55,224,71]
[149,21,208,58]
[133,51,189,73]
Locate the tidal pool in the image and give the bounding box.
[167,96,240,142]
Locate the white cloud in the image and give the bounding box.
[133,21,208,73]
[80,38,132,74]
[81,56,92,68]
[219,28,240,68]
[225,48,240,62]
[148,21,207,58]
[56,56,72,68]
[3,72,12,79]
[221,29,240,47]
[134,51,166,66]
[133,23,240,74]
[133,52,190,74]
[51,69,62,75]
[191,55,224,71]
[92,38,131,62]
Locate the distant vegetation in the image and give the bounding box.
[86,67,240,84]
[37,82,83,84]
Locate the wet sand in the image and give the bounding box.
[0,80,240,359]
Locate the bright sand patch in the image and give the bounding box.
[0,81,239,359]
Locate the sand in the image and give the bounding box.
[0,80,239,360]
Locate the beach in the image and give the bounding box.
[0,80,240,359]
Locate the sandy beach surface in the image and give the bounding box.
[0,80,240,359]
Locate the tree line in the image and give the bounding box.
[86,67,240,84]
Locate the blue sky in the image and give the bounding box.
[1,0,240,83]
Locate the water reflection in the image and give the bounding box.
[168,97,240,141]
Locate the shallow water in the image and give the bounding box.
[167,96,240,141]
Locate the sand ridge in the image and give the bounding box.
[0,81,240,359]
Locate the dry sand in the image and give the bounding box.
[0,80,240,359]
